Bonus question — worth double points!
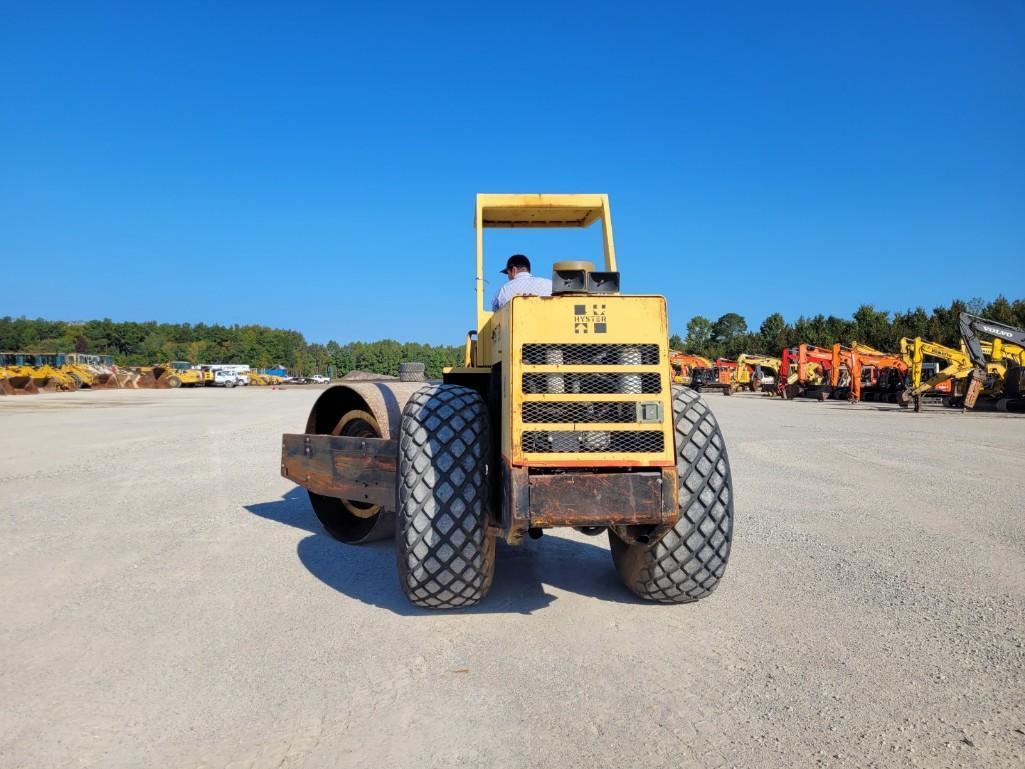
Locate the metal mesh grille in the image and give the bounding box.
[522,430,664,454]
[522,372,661,395]
[522,343,659,366]
[521,401,642,424]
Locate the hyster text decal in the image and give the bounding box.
[574,303,607,334]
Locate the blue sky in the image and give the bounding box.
[2,1,1023,344]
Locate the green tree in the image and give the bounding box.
[684,316,713,356]
[758,313,788,354]
[710,313,748,357]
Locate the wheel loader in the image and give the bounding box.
[25,353,79,392]
[281,194,734,609]
[63,353,120,389]
[0,353,41,395]
[136,360,205,388]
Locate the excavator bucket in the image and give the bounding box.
[962,370,985,410]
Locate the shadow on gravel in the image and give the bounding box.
[245,486,642,615]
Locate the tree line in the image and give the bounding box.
[4,295,1022,377]
[670,296,1025,360]
[0,317,463,378]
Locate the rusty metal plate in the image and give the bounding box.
[527,471,669,527]
[281,433,398,509]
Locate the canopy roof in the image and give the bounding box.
[476,193,608,228]
[473,193,618,326]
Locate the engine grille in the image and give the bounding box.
[522,372,661,395]
[518,342,668,459]
[521,401,643,424]
[522,430,665,454]
[522,343,659,366]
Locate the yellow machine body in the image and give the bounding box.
[279,193,737,609]
[488,294,675,468]
[449,193,675,470]
[733,354,782,390]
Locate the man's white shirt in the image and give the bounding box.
[491,272,554,311]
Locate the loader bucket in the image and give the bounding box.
[132,367,159,388]
[0,375,40,395]
[116,370,141,388]
[33,375,60,393]
[89,371,119,389]
[151,366,175,389]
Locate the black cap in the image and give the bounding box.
[500,254,530,274]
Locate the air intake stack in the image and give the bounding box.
[551,260,620,296]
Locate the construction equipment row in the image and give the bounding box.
[0,355,285,396]
[670,312,1025,413]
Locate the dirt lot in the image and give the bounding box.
[1,387,1023,769]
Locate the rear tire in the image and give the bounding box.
[609,385,733,603]
[167,376,181,389]
[396,384,494,609]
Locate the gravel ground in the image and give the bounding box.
[1,386,1023,769]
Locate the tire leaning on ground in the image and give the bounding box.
[609,385,734,603]
[396,383,495,608]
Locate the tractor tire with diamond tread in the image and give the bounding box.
[396,383,495,609]
[609,385,733,603]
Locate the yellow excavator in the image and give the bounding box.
[898,338,976,412]
[958,312,1025,412]
[731,354,781,394]
[981,339,1025,368]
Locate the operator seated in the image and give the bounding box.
[491,254,553,311]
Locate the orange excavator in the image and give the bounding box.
[668,351,713,385]
[689,357,736,395]
[777,344,835,400]
[846,342,909,403]
[826,343,860,401]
